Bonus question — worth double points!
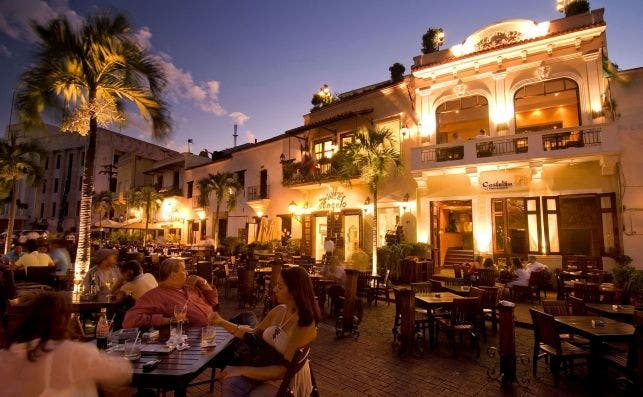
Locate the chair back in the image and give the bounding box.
[477,268,496,287]
[430,279,443,292]
[196,261,213,284]
[566,295,587,315]
[530,309,562,353]
[276,346,312,397]
[528,270,544,288]
[573,283,600,303]
[451,297,479,326]
[629,311,643,375]
[453,265,464,278]
[382,269,391,286]
[541,300,569,316]
[479,286,499,309]
[411,282,431,295]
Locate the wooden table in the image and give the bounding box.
[555,315,635,395]
[585,303,635,322]
[126,326,234,397]
[65,291,119,313]
[415,292,463,347]
[440,283,471,296]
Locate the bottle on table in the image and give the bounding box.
[96,307,109,349]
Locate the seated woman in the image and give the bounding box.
[506,258,530,288]
[0,291,132,397]
[213,266,320,397]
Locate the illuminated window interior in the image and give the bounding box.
[313,139,334,161]
[436,95,489,144]
[514,78,580,133]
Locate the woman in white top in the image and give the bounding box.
[213,266,320,397]
[0,291,132,397]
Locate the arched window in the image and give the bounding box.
[514,78,580,133]
[436,95,489,144]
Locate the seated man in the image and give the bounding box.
[112,260,158,300]
[14,239,54,269]
[525,255,546,273]
[123,258,218,328]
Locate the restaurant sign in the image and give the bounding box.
[318,188,347,212]
[479,170,530,191]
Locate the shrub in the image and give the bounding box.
[349,249,370,272]
[389,63,405,82]
[565,0,589,17]
[377,243,431,281]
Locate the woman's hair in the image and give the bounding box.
[482,258,494,268]
[8,292,70,362]
[512,257,523,269]
[119,260,143,281]
[280,267,320,327]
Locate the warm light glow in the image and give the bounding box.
[196,208,206,220]
[591,101,603,113]
[421,114,436,137]
[474,223,492,254]
[491,106,512,124]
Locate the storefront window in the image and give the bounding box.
[314,139,334,161]
[492,198,531,255]
[514,78,580,133]
[436,95,489,144]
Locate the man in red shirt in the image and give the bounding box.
[123,258,218,328]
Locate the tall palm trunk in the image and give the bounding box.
[144,199,150,246]
[3,179,18,255]
[372,185,378,275]
[74,116,97,278]
[213,201,221,251]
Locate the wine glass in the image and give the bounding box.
[73,278,82,294]
[174,304,187,337]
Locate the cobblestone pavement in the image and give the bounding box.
[184,294,628,397]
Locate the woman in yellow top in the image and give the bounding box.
[212,266,320,397]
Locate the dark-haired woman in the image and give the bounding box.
[0,292,132,397]
[212,266,320,397]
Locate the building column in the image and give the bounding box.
[583,50,603,122]
[417,86,433,144]
[492,70,510,135]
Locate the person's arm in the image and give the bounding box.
[122,293,170,328]
[73,342,132,386]
[210,305,278,337]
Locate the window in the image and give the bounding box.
[235,170,245,188]
[40,203,44,218]
[157,175,164,189]
[56,154,61,169]
[79,176,83,191]
[77,201,81,216]
[313,139,334,161]
[491,197,541,255]
[51,202,57,217]
[42,180,46,194]
[44,156,49,170]
[186,181,194,198]
[436,95,489,143]
[68,153,74,168]
[514,78,580,133]
[80,151,85,167]
[54,178,59,193]
[543,193,614,255]
[340,132,355,148]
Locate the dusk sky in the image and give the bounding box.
[1,0,642,153]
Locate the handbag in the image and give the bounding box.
[230,332,288,367]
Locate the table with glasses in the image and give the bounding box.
[585,303,636,322]
[113,326,235,397]
[554,315,635,394]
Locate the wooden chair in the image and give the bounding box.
[410,282,432,295]
[435,297,480,357]
[276,346,319,397]
[468,287,488,341]
[567,295,587,315]
[529,309,589,386]
[453,264,464,279]
[541,300,569,316]
[223,264,238,298]
[479,286,499,334]
[196,261,214,285]
[513,270,545,302]
[603,311,643,392]
[573,283,600,303]
[372,269,391,306]
[430,279,444,292]
[477,268,496,287]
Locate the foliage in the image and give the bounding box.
[602,55,630,86]
[389,63,405,82]
[222,236,245,256]
[16,10,171,271]
[0,134,46,254]
[421,28,444,54]
[92,191,113,219]
[349,249,370,272]
[310,84,334,110]
[164,233,180,244]
[106,230,141,245]
[377,243,431,281]
[129,186,163,245]
[197,172,242,249]
[565,0,590,17]
[287,238,302,253]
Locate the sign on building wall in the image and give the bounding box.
[479,170,530,191]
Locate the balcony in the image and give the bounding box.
[246,185,268,201]
[281,158,358,187]
[411,124,619,172]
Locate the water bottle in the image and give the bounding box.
[96,308,109,349]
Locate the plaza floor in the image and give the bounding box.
[180,291,631,397]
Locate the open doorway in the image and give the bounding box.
[430,200,473,266]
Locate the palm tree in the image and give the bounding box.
[15,11,171,276]
[0,134,46,254]
[129,186,163,245]
[92,190,113,246]
[197,172,242,250]
[335,128,402,275]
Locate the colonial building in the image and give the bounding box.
[2,124,176,233]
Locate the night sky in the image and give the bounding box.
[1,0,641,153]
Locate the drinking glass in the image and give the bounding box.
[174,304,187,324]
[123,339,141,361]
[200,326,217,347]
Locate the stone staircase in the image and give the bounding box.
[442,248,474,268]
